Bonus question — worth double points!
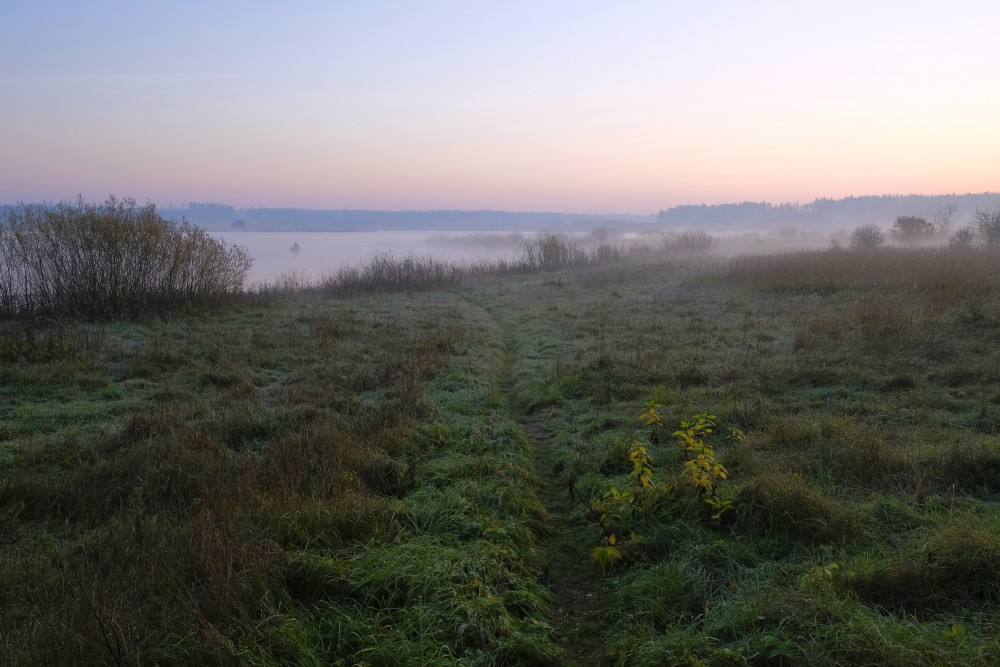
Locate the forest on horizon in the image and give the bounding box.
[3,192,998,233]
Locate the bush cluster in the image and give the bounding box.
[0,196,251,318]
[889,215,935,242]
[850,224,885,248]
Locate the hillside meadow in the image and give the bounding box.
[3,214,1000,665]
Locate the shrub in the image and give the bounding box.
[0,196,251,318]
[850,224,884,249]
[889,216,934,242]
[846,517,1000,612]
[973,205,1000,245]
[735,472,858,545]
[317,252,467,295]
[950,227,976,248]
[520,233,588,271]
[661,230,717,254]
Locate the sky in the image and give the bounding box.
[2,1,998,213]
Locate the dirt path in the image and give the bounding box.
[460,289,610,664]
[520,418,608,666]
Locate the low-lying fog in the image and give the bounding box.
[211,231,533,284]
[211,227,900,285]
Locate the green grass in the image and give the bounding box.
[470,248,1000,664]
[0,294,558,665]
[5,246,1000,665]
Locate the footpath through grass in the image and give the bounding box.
[468,252,1000,665]
[475,285,611,663]
[517,415,606,666]
[5,246,1000,665]
[1,293,560,665]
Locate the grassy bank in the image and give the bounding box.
[4,245,1000,665]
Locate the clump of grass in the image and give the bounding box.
[0,321,104,363]
[846,515,1000,612]
[735,472,860,545]
[609,560,710,631]
[937,436,1000,497]
[292,537,557,664]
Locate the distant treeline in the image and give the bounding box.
[658,193,1000,230]
[6,192,999,233]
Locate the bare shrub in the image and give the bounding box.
[661,230,717,254]
[973,205,1000,245]
[850,224,885,249]
[950,227,976,249]
[0,196,251,318]
[316,252,468,295]
[520,233,588,270]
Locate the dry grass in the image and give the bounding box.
[728,246,1000,300]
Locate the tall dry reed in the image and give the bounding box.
[728,246,1000,300]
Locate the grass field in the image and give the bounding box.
[4,245,1000,665]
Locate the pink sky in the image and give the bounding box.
[2,1,998,213]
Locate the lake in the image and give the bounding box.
[211,228,833,284]
[210,230,530,284]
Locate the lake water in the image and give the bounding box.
[210,231,530,284]
[211,228,835,284]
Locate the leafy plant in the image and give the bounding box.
[589,464,647,572]
[589,402,739,571]
[673,413,729,496]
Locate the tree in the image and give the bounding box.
[851,224,885,249]
[932,204,958,235]
[973,206,1000,245]
[890,216,934,242]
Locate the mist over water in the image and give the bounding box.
[211,231,529,284]
[213,228,860,284]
